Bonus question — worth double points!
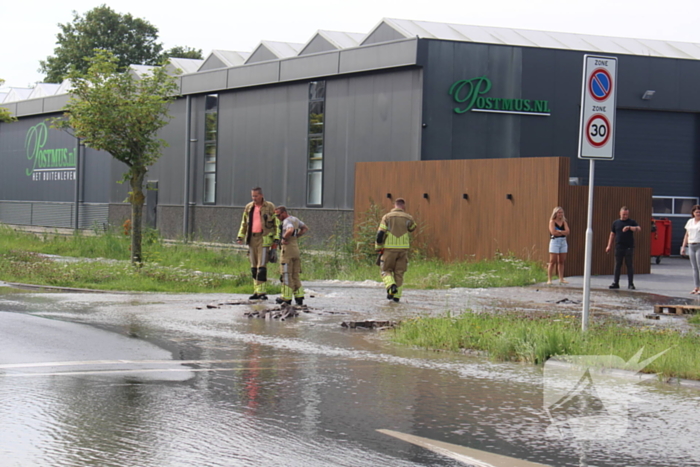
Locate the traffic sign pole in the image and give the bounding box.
[578,55,618,332]
[582,160,595,331]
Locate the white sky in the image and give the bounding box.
[2,0,700,88]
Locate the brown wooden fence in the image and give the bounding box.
[354,157,651,276]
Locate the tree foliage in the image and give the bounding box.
[53,50,178,264]
[160,46,204,61]
[0,79,17,123]
[40,5,163,83]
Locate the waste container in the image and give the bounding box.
[651,218,672,264]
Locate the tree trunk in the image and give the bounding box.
[130,167,146,264]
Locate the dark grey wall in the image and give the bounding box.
[0,114,113,203]
[142,68,422,241]
[418,40,524,160]
[324,69,423,209]
[418,39,700,253]
[419,39,700,187]
[147,68,423,213]
[0,115,77,201]
[146,98,189,206]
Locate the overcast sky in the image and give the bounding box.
[2,0,699,88]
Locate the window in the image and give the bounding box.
[652,196,699,216]
[306,81,325,206]
[203,94,218,204]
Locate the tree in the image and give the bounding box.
[40,5,163,83]
[160,46,204,61]
[0,79,17,123]
[54,50,178,264]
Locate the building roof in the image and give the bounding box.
[27,83,61,99]
[318,30,365,49]
[56,79,73,95]
[298,30,365,56]
[246,41,304,64]
[167,57,204,75]
[128,65,156,80]
[4,17,700,107]
[198,50,250,71]
[366,18,700,60]
[3,87,32,103]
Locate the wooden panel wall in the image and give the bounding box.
[561,185,652,276]
[354,157,564,262]
[355,157,652,276]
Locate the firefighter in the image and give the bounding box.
[375,198,417,302]
[237,187,279,300]
[274,206,309,305]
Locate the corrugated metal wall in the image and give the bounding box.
[355,157,652,276]
[0,201,108,229]
[146,68,423,224]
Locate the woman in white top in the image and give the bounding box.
[681,204,700,294]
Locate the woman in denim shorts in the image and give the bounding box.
[548,207,570,285]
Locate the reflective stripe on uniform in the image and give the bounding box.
[384,232,410,249]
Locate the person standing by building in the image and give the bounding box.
[605,206,641,290]
[680,204,700,294]
[274,206,309,305]
[237,187,279,300]
[547,206,570,285]
[375,198,417,302]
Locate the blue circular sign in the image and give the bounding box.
[588,68,612,101]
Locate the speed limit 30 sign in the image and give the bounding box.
[578,55,617,160]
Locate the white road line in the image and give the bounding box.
[0,366,275,378]
[377,429,551,467]
[0,359,253,369]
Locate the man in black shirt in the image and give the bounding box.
[605,206,642,289]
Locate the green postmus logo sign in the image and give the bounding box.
[25,122,77,181]
[449,77,551,116]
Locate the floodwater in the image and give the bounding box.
[1,282,699,467]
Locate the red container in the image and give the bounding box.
[651,218,672,264]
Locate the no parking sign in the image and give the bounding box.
[578,55,617,160]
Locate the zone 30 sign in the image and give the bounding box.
[578,55,618,160]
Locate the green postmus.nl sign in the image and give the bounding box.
[449,77,551,116]
[25,121,77,181]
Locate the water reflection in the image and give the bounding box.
[1,289,700,466]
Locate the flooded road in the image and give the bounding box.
[1,282,699,467]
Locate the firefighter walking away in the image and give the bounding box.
[375,198,417,302]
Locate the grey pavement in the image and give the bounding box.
[551,256,700,301]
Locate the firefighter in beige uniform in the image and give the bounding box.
[274,206,309,305]
[237,187,279,300]
[375,198,417,302]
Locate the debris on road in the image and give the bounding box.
[341,320,400,330]
[244,304,309,320]
[199,299,260,309]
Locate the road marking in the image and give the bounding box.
[378,429,551,467]
[0,367,281,377]
[0,359,254,369]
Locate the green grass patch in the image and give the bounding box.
[0,224,546,292]
[393,311,700,381]
[273,250,545,288]
[688,315,700,326]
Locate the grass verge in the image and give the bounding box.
[0,225,546,292]
[392,311,700,381]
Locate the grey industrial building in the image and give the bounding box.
[1,18,699,250]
